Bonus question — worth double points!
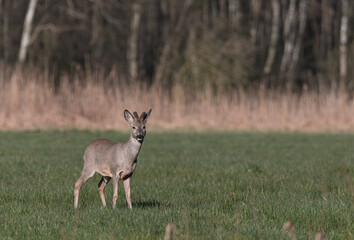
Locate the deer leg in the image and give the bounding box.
[74,168,95,209]
[112,176,119,209]
[123,177,132,210]
[98,176,111,207]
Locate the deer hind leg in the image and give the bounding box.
[74,168,95,209]
[98,176,111,207]
[123,177,132,210]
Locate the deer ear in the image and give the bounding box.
[144,109,152,123]
[124,110,134,124]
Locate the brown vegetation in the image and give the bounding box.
[1,70,353,132]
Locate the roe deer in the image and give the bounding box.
[74,109,152,209]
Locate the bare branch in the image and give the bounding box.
[30,24,86,45]
[66,0,86,20]
[100,8,124,31]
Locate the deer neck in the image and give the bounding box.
[127,135,142,158]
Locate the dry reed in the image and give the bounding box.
[1,70,354,132]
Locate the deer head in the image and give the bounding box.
[124,109,152,143]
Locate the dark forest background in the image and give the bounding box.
[0,0,353,92]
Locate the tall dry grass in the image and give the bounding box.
[0,69,354,132]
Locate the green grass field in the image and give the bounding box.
[0,130,353,239]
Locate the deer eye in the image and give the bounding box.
[143,126,146,129]
[133,127,136,129]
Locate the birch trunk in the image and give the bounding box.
[128,2,141,81]
[288,0,307,77]
[339,0,348,83]
[263,0,280,74]
[3,0,9,61]
[17,0,38,64]
[280,0,296,75]
[229,0,242,30]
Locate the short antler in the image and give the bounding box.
[133,112,139,119]
[141,109,152,120]
[140,112,147,120]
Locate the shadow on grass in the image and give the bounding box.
[135,200,161,209]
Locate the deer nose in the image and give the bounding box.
[137,134,144,139]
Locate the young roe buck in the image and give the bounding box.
[74,109,152,209]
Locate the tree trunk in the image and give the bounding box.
[127,2,141,81]
[0,0,3,58]
[202,0,209,28]
[263,0,280,74]
[339,0,348,84]
[220,0,227,20]
[91,0,104,67]
[250,0,262,45]
[187,25,198,80]
[154,0,192,84]
[288,0,307,79]
[320,0,333,59]
[17,0,38,64]
[229,0,242,30]
[280,0,296,78]
[2,0,10,62]
[211,0,217,27]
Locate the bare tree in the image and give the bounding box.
[17,0,38,64]
[220,0,227,20]
[263,0,280,74]
[91,0,104,66]
[280,0,296,76]
[127,2,141,81]
[0,0,352,91]
[250,0,262,45]
[186,22,198,79]
[66,0,86,20]
[339,0,348,84]
[2,0,10,61]
[288,0,307,79]
[154,0,193,84]
[229,0,242,30]
[320,0,334,60]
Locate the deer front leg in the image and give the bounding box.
[112,176,119,209]
[123,177,132,210]
[98,176,111,207]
